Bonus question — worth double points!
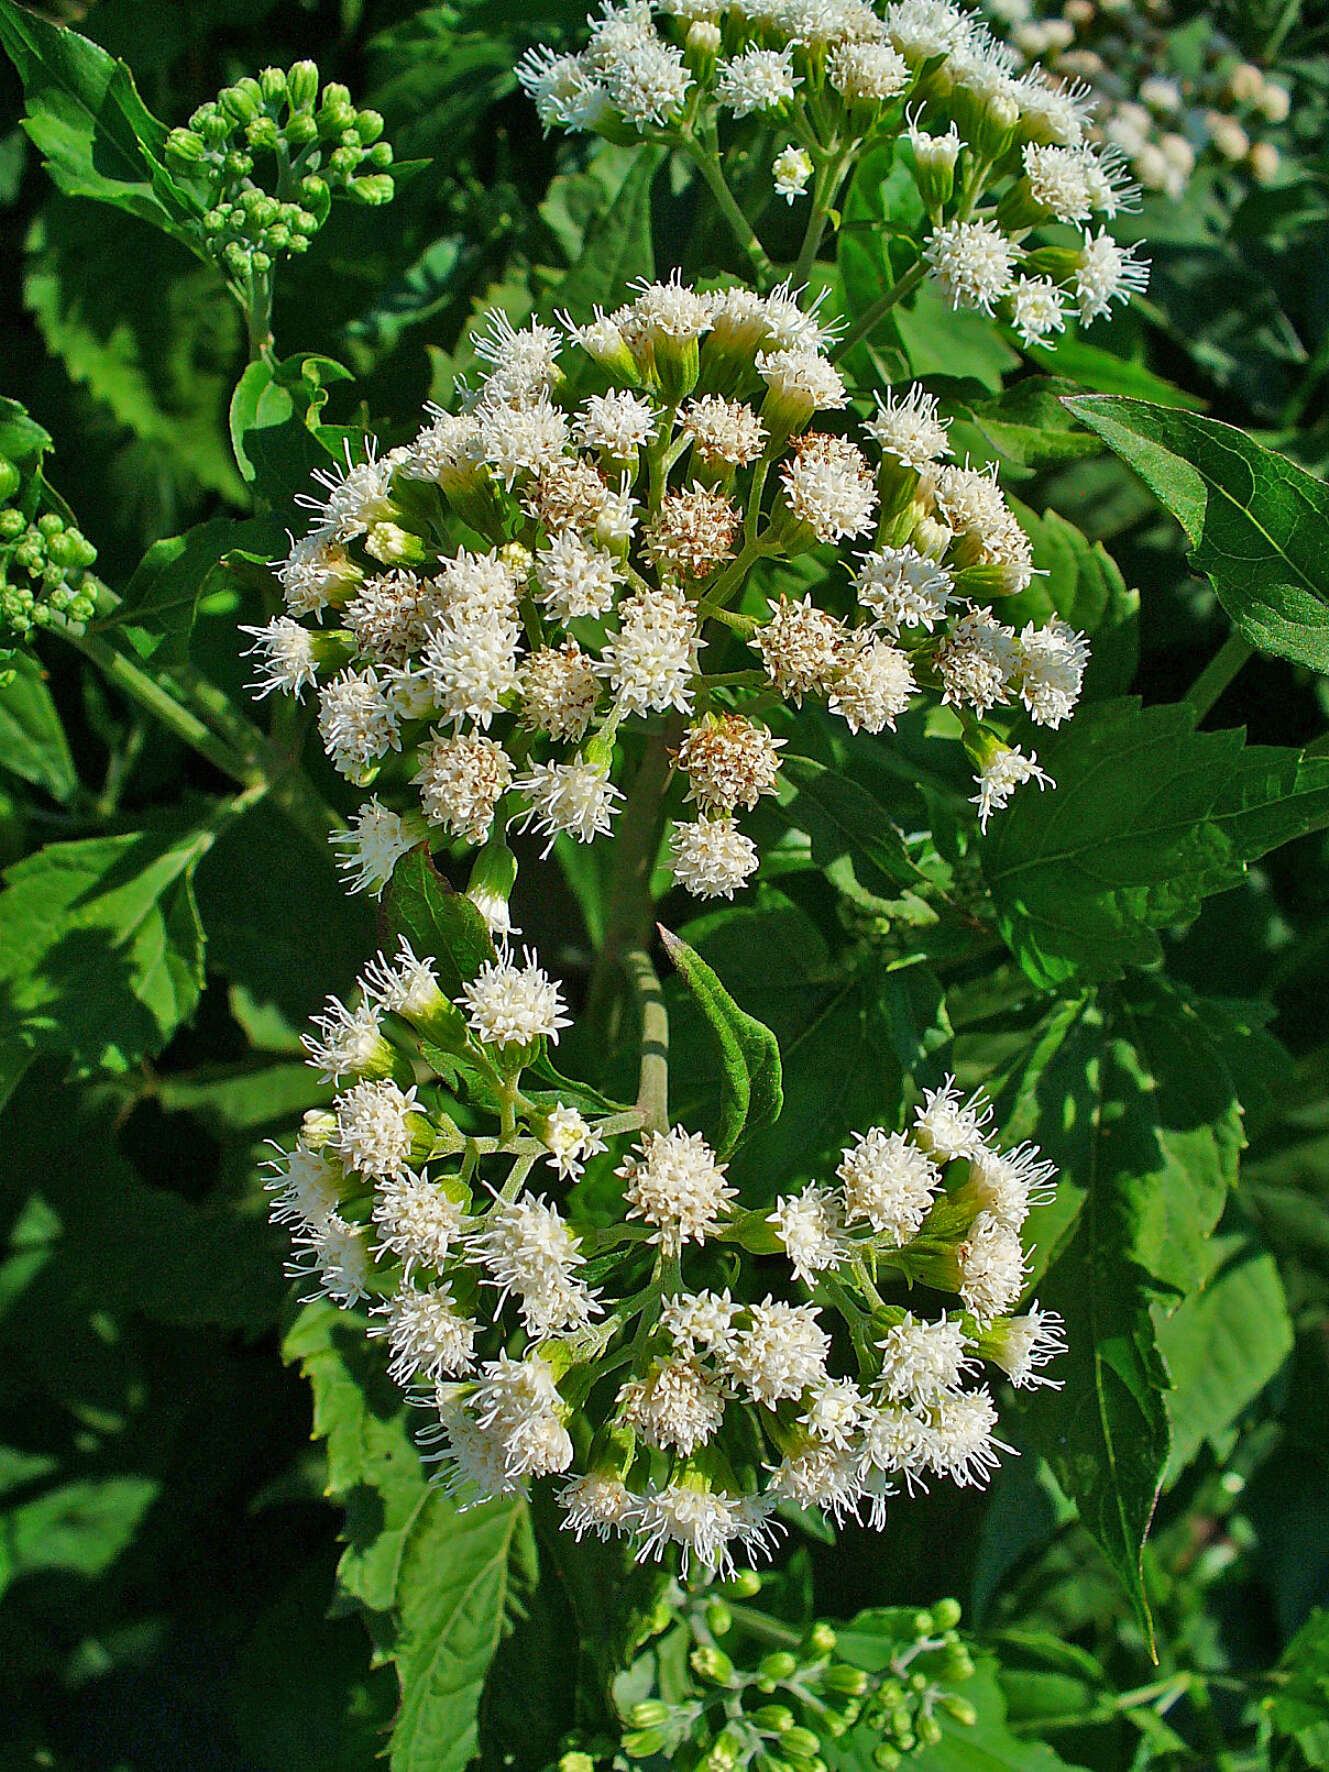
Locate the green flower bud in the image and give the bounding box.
[724,1568,763,1600]
[251,250,272,274]
[259,65,288,104]
[223,150,253,181]
[354,108,385,144]
[367,139,394,168]
[364,522,425,567]
[911,1611,934,1638]
[782,1728,822,1759]
[37,512,64,538]
[621,1727,667,1758]
[349,173,395,206]
[918,1714,943,1748]
[246,115,281,151]
[819,1665,868,1698]
[0,459,19,502]
[292,207,321,236]
[559,1756,596,1772]
[759,1652,799,1684]
[626,1701,670,1730]
[319,93,357,135]
[265,223,291,251]
[166,127,208,165]
[807,1623,837,1655]
[932,1598,962,1631]
[287,60,320,110]
[872,1748,901,1771]
[283,111,319,147]
[329,144,361,179]
[219,81,260,125]
[751,1705,796,1733]
[203,207,227,233]
[705,1598,734,1637]
[690,1645,735,1686]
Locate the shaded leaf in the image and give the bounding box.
[384,846,496,1001]
[0,652,77,802]
[542,148,663,320]
[775,755,920,900]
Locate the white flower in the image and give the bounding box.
[828,636,916,734]
[756,347,849,418]
[967,1140,1057,1230]
[317,667,401,780]
[516,757,624,851]
[275,527,358,617]
[925,219,1020,313]
[660,1288,741,1358]
[770,1184,850,1285]
[423,1396,524,1502]
[333,1079,421,1179]
[618,1357,726,1454]
[265,1139,342,1231]
[633,1482,780,1578]
[520,643,601,742]
[860,1400,933,1494]
[885,0,975,63]
[1023,142,1100,222]
[478,396,571,486]
[854,546,956,632]
[727,1298,831,1406]
[598,32,692,128]
[773,145,814,202]
[298,445,396,541]
[623,272,715,348]
[360,938,442,1021]
[780,433,879,543]
[289,1212,373,1308]
[618,1127,736,1254]
[460,950,571,1050]
[669,816,759,899]
[681,395,767,467]
[1016,616,1089,726]
[435,548,522,620]
[906,114,962,175]
[761,280,842,353]
[876,1312,975,1403]
[1014,71,1095,146]
[1073,227,1150,321]
[369,1284,477,1384]
[534,529,623,622]
[1009,275,1067,347]
[837,1127,940,1243]
[420,608,521,730]
[716,47,800,116]
[935,609,1019,718]
[343,570,433,666]
[240,617,318,699]
[677,715,784,814]
[474,311,563,406]
[601,587,701,715]
[302,994,388,1084]
[538,1104,607,1181]
[984,1303,1066,1389]
[414,732,514,842]
[373,1169,468,1273]
[921,1385,1012,1486]
[971,744,1052,831]
[770,1436,867,1524]
[517,46,610,131]
[574,389,657,455]
[803,1377,869,1448]
[827,40,910,101]
[402,408,485,489]
[470,1352,574,1479]
[645,486,739,578]
[471,1192,600,1339]
[866,385,952,470]
[913,1078,992,1161]
[559,1471,637,1542]
[754,594,846,703]
[956,1210,1028,1322]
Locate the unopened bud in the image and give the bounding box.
[759,1652,799,1684]
[627,1701,670,1730]
[259,66,288,104]
[287,60,320,110]
[690,1645,736,1686]
[933,1597,962,1630]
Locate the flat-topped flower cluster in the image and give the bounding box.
[268,920,1064,1577]
[517,0,1150,348]
[244,276,1090,910]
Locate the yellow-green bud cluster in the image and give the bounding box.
[0,460,98,669]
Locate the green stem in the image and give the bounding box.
[832,260,926,363]
[790,143,855,290]
[245,263,276,364]
[685,138,776,284]
[1183,632,1254,719]
[624,945,669,1134]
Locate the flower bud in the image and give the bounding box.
[933,1597,962,1630]
[354,108,386,145]
[364,522,426,566]
[690,1645,736,1686]
[759,1652,799,1684]
[626,1701,670,1730]
[259,66,288,104]
[820,1664,868,1697]
[782,1727,822,1759]
[937,1693,978,1726]
[302,1108,339,1148]
[166,127,208,166]
[685,18,722,76]
[916,1713,943,1748]
[723,1568,764,1599]
[706,1597,734,1637]
[621,1728,667,1758]
[220,78,262,124]
[0,458,20,502]
[807,1622,837,1655]
[368,140,395,169]
[287,60,320,111]
[752,1705,796,1732]
[247,115,281,151]
[872,1748,901,1771]
[349,173,396,206]
[559,1756,595,1772]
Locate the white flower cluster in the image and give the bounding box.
[985,0,1292,198]
[516,0,1150,344]
[269,925,1064,1577]
[245,279,1089,916]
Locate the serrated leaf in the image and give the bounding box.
[775,755,920,899]
[982,697,1329,991]
[0,0,189,232]
[0,824,212,1075]
[0,652,77,802]
[960,378,1103,469]
[658,925,782,1157]
[109,513,287,666]
[384,846,496,1001]
[229,352,351,497]
[1067,395,1329,671]
[0,394,52,470]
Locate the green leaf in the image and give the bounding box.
[110,513,287,666]
[0,652,77,802]
[0,0,189,232]
[0,1474,159,1596]
[228,352,351,498]
[384,846,496,1001]
[775,754,921,900]
[1156,1231,1293,1480]
[1066,395,1329,671]
[658,925,783,1157]
[1270,1611,1329,1768]
[285,1301,534,1772]
[983,698,1329,991]
[542,147,663,320]
[0,824,212,1075]
[0,395,52,471]
[1025,338,1204,408]
[957,378,1104,470]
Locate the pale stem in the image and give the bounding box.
[1183,631,1254,720]
[832,259,926,363]
[683,135,777,285]
[624,944,670,1135]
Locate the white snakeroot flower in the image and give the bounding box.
[559,1471,637,1542]
[469,886,518,940]
[681,396,767,467]
[716,46,800,116]
[1015,71,1095,147]
[298,446,396,542]
[334,1079,421,1179]
[618,1127,736,1253]
[618,1357,726,1454]
[936,608,1019,718]
[369,1284,478,1384]
[420,610,521,730]
[539,1104,607,1181]
[460,950,571,1050]
[1016,616,1089,727]
[770,1184,849,1285]
[435,549,522,621]
[956,1209,1028,1322]
[600,33,692,128]
[803,1377,869,1449]
[854,546,956,632]
[1074,227,1150,321]
[574,389,657,456]
[318,667,401,780]
[876,1312,975,1403]
[1023,142,1102,221]
[470,1352,574,1480]
[866,385,952,469]
[516,757,624,851]
[968,1141,1057,1230]
[838,1127,940,1243]
[773,144,814,202]
[474,311,562,406]
[861,1400,933,1494]
[360,938,442,1021]
[517,46,610,131]
[520,643,601,742]
[414,732,514,842]
[914,1077,993,1161]
[756,347,849,417]
[677,715,784,813]
[645,486,739,579]
[240,617,318,700]
[754,594,846,703]
[660,1289,741,1358]
[344,571,433,667]
[534,530,622,622]
[471,1192,600,1339]
[478,397,571,486]
[1009,275,1067,346]
[624,272,714,346]
[601,588,701,715]
[972,744,1052,831]
[372,1169,468,1273]
[780,433,879,543]
[728,1298,831,1406]
[922,1385,1012,1486]
[669,816,759,899]
[424,1396,524,1502]
[761,280,842,353]
[275,527,357,618]
[829,637,917,734]
[633,1483,780,1579]
[827,40,910,101]
[985,1304,1066,1388]
[906,114,962,176]
[925,218,1020,313]
[302,994,388,1084]
[265,1139,341,1231]
[402,408,485,489]
[289,1213,372,1308]
[770,1436,867,1524]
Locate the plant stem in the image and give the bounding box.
[685,138,776,284]
[832,259,926,363]
[790,143,854,290]
[624,945,669,1133]
[1183,632,1254,719]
